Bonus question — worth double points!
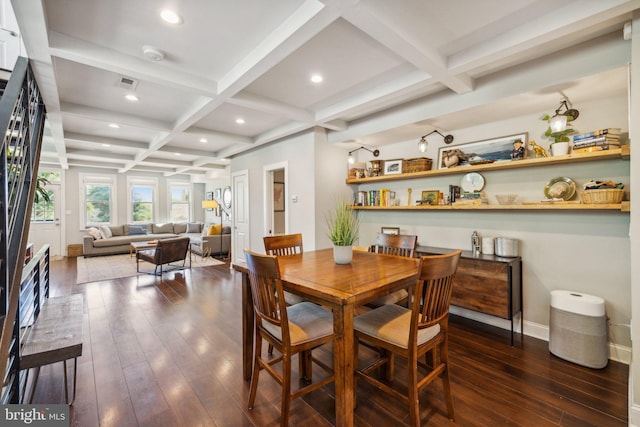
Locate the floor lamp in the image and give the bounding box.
[202,199,222,258]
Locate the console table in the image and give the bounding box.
[416,246,523,345]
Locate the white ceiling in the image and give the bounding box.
[10,0,640,180]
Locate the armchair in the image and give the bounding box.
[136,237,191,276]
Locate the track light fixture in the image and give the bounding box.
[549,99,579,132]
[418,130,454,152]
[347,146,380,164]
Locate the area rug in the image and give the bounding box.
[76,253,225,284]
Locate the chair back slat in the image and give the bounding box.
[412,250,461,330]
[263,233,303,256]
[245,249,287,332]
[373,233,417,258]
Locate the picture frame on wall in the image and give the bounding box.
[206,191,213,200]
[274,182,285,212]
[383,159,403,175]
[437,132,528,169]
[381,226,400,235]
[214,188,222,200]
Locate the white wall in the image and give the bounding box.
[231,132,317,252]
[352,95,631,355]
[63,167,204,245]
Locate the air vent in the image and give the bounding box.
[117,76,139,90]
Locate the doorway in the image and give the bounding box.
[28,183,63,257]
[263,161,287,237]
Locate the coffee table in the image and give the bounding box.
[129,240,158,257]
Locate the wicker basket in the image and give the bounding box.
[402,157,433,173]
[581,188,624,204]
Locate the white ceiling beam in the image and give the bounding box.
[184,127,253,145]
[229,92,314,122]
[342,3,473,94]
[67,150,134,162]
[448,0,640,73]
[64,132,149,150]
[328,33,630,144]
[48,31,218,96]
[61,102,172,131]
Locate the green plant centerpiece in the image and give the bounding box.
[326,195,359,264]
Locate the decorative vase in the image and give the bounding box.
[333,245,353,264]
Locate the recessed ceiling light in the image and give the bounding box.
[108,123,120,129]
[200,138,208,143]
[310,74,323,83]
[160,9,182,24]
[101,143,111,147]
[125,94,139,102]
[174,152,181,156]
[235,118,245,124]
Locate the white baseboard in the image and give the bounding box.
[630,366,639,426]
[450,307,631,365]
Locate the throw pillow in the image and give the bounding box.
[99,225,112,239]
[86,227,101,240]
[186,222,201,233]
[208,224,222,235]
[153,223,174,234]
[173,223,187,234]
[128,225,148,235]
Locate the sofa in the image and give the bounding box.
[82,222,231,257]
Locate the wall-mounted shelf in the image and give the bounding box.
[351,201,630,212]
[346,146,629,185]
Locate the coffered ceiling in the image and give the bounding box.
[11,0,640,180]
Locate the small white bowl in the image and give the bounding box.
[495,194,518,205]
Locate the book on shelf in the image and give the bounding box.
[572,136,621,149]
[572,144,620,153]
[573,128,621,142]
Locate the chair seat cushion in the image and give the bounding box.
[263,302,333,346]
[354,303,440,349]
[283,291,306,306]
[367,289,409,307]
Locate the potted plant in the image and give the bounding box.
[326,195,359,264]
[541,108,578,155]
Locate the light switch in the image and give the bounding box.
[291,195,298,203]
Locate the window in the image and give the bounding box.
[31,188,54,222]
[80,174,116,227]
[169,183,192,222]
[127,177,158,223]
[31,171,60,222]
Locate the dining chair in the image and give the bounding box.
[354,249,462,426]
[244,249,335,427]
[263,233,306,305]
[367,233,418,307]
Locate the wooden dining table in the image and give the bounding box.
[233,248,419,427]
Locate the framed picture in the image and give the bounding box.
[214,188,222,200]
[206,191,213,200]
[383,159,403,175]
[420,190,440,205]
[381,226,400,235]
[437,132,528,169]
[274,182,285,212]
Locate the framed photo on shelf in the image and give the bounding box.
[383,159,403,175]
[437,132,528,169]
[420,190,440,205]
[381,226,400,235]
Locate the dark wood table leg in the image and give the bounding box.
[333,304,355,427]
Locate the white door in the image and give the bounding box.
[28,184,63,257]
[232,170,249,266]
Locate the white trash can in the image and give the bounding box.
[549,290,608,369]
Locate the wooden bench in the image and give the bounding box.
[20,294,83,404]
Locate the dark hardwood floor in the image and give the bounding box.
[34,257,627,426]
